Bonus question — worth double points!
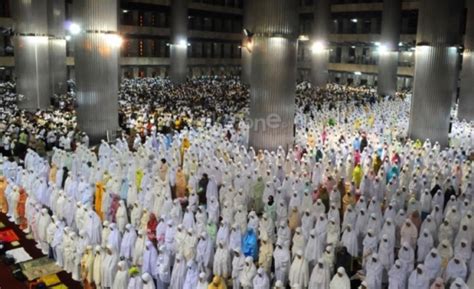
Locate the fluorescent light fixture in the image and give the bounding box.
[298,35,309,41]
[65,35,71,41]
[374,42,380,47]
[398,42,403,47]
[354,71,362,75]
[311,41,326,53]
[351,18,358,23]
[68,23,81,35]
[351,45,356,49]
[377,44,389,53]
[122,9,129,13]
[105,34,123,47]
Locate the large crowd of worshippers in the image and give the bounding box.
[0,77,472,289]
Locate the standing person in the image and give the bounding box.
[329,267,350,289]
[198,174,209,205]
[289,251,309,289]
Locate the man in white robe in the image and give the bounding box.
[424,249,442,283]
[240,257,257,289]
[121,224,138,261]
[170,254,187,289]
[142,240,158,278]
[273,241,290,287]
[157,245,172,289]
[408,265,430,289]
[366,253,383,289]
[142,273,156,289]
[113,261,129,289]
[309,259,330,289]
[213,241,231,279]
[37,208,52,254]
[289,250,309,289]
[388,260,407,289]
[102,245,119,289]
[232,249,245,289]
[444,256,467,284]
[253,268,270,289]
[329,267,350,289]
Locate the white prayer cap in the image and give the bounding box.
[337,267,346,274]
[142,273,152,282]
[296,250,303,257]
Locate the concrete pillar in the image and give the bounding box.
[408,0,463,147]
[310,0,330,88]
[170,0,188,83]
[248,0,297,151]
[10,0,51,110]
[74,0,120,144]
[242,0,256,85]
[377,0,401,96]
[458,1,474,122]
[48,0,67,97]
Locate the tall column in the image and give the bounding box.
[377,0,401,96]
[458,1,474,122]
[242,0,256,85]
[170,0,188,83]
[48,0,67,97]
[310,0,330,88]
[10,0,51,110]
[248,0,298,151]
[408,0,463,147]
[74,0,120,144]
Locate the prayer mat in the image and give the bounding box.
[10,241,20,247]
[49,284,68,289]
[20,257,63,281]
[40,274,61,286]
[0,228,20,242]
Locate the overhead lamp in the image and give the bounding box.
[105,34,123,48]
[65,35,71,41]
[68,23,81,35]
[122,9,129,13]
[354,71,362,75]
[311,41,326,53]
[377,44,389,53]
[351,18,358,23]
[298,35,310,42]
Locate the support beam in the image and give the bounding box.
[408,0,463,147]
[248,0,297,152]
[48,0,67,97]
[170,0,188,83]
[74,0,120,144]
[10,0,51,111]
[242,0,256,85]
[458,1,474,122]
[377,0,401,96]
[311,0,331,88]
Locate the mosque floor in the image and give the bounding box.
[0,213,82,289]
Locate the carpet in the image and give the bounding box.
[19,257,63,281]
[0,228,20,242]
